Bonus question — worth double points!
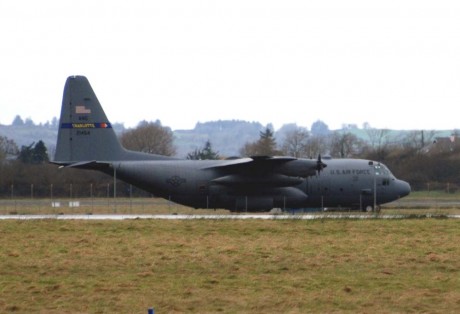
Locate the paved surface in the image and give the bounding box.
[1,214,459,220]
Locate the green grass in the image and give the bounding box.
[405,190,460,199]
[1,219,459,313]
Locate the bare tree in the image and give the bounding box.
[0,136,19,161]
[401,130,437,153]
[305,136,328,158]
[120,121,176,156]
[280,127,310,157]
[365,127,391,160]
[329,132,366,158]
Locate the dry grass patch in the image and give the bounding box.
[0,219,459,313]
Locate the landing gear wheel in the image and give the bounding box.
[364,205,381,213]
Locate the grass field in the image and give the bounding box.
[1,219,459,313]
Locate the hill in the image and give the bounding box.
[0,120,455,159]
[174,120,264,157]
[0,120,267,158]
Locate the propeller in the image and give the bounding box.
[316,154,327,174]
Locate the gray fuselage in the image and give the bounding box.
[112,158,410,212]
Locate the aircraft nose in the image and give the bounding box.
[397,180,411,197]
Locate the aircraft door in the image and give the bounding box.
[196,180,211,208]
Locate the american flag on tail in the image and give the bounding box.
[75,105,91,114]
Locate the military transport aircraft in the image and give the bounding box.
[52,76,411,212]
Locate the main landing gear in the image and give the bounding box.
[364,205,381,213]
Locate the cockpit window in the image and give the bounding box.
[372,162,395,178]
[380,164,394,177]
[374,163,394,183]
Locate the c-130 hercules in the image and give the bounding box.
[52,76,411,212]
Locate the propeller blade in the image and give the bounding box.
[316,154,326,174]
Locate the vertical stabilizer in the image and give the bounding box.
[54,76,128,163]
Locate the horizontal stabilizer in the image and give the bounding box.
[50,160,111,170]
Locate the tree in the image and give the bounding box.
[365,128,389,149]
[120,120,176,156]
[32,140,49,164]
[17,140,49,164]
[258,128,277,154]
[0,136,19,161]
[240,127,280,156]
[280,127,310,157]
[365,127,391,160]
[305,136,327,158]
[329,132,365,158]
[187,140,220,160]
[401,130,437,153]
[18,144,33,164]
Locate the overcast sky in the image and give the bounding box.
[1,1,460,131]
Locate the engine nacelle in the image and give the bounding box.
[215,187,309,211]
[276,159,318,178]
[212,174,304,187]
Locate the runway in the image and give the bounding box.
[1,214,459,220]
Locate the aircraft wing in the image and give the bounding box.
[202,156,296,170]
[203,156,322,188]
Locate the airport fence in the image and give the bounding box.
[0,182,230,215]
[0,197,199,215]
[1,182,460,215]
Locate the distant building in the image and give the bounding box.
[430,135,459,154]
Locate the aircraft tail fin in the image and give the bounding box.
[54,76,170,164]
